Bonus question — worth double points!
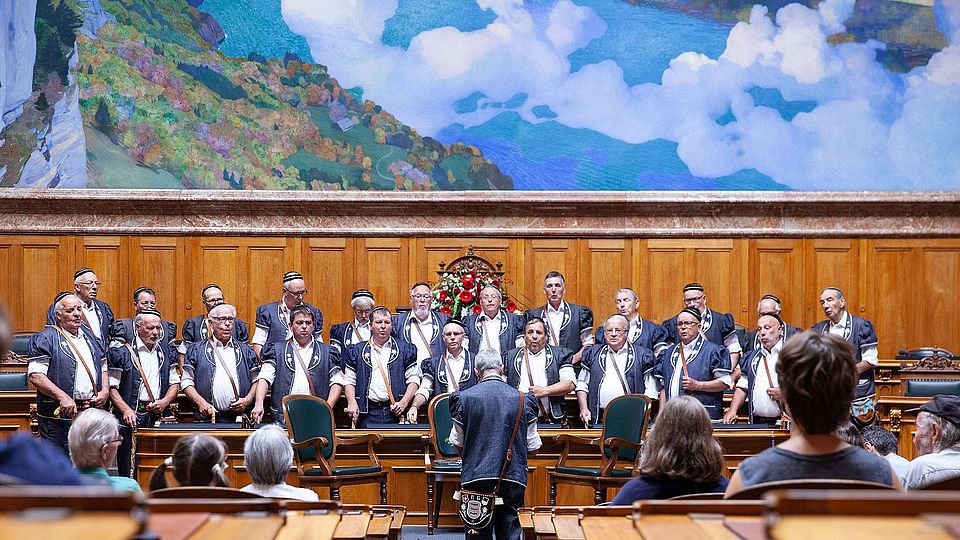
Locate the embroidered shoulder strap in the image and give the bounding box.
[124,343,157,402]
[288,339,318,397]
[48,325,98,390]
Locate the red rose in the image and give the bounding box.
[445,297,453,305]
[439,305,453,315]
[453,287,461,295]
[471,304,483,315]
[459,290,473,303]
[462,275,475,289]
[505,300,517,313]
[439,290,447,301]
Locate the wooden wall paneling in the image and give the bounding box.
[192,239,249,325]
[247,238,300,326]
[129,237,185,331]
[690,239,741,324]
[0,241,12,326]
[644,239,687,322]
[867,240,918,357]
[304,238,353,333]
[803,239,860,328]
[749,239,804,329]
[17,236,74,332]
[358,239,409,313]
[523,239,578,310]
[921,241,960,351]
[77,236,127,319]
[577,239,631,323]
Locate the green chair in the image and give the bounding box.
[0,373,28,391]
[549,394,651,505]
[422,393,461,534]
[10,333,32,358]
[905,380,960,397]
[282,394,388,502]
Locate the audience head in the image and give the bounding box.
[640,396,724,483]
[68,408,122,470]
[244,425,294,486]
[474,348,504,378]
[910,395,960,456]
[350,289,375,324]
[523,317,548,354]
[834,421,862,447]
[543,271,565,306]
[776,331,857,435]
[614,288,640,319]
[861,426,900,456]
[149,434,229,491]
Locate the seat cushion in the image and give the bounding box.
[554,466,632,478]
[429,462,462,472]
[302,465,383,477]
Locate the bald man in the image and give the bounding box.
[724,314,784,425]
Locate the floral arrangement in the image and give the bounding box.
[430,269,520,319]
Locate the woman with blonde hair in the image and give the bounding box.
[611,396,728,503]
[148,433,230,491]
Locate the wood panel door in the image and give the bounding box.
[129,237,186,331]
[77,236,127,319]
[0,236,74,332]
[358,239,409,313]
[867,240,917,357]
[644,239,742,325]
[304,238,355,332]
[920,241,960,352]
[804,239,861,328]
[523,239,579,312]
[577,239,632,325]
[749,239,804,329]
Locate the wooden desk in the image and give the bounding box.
[771,516,954,540]
[146,512,211,540]
[276,512,341,540]
[0,511,142,539]
[188,513,285,540]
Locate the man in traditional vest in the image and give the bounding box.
[392,282,449,364]
[524,271,594,364]
[655,307,732,420]
[407,319,478,423]
[742,294,802,353]
[30,293,110,454]
[180,283,251,366]
[462,284,524,356]
[723,313,784,425]
[344,307,420,427]
[46,267,115,349]
[662,282,741,367]
[503,317,575,424]
[595,288,669,357]
[577,315,656,426]
[253,271,324,357]
[253,304,343,425]
[330,289,375,363]
[108,308,180,476]
[182,303,259,422]
[110,287,178,348]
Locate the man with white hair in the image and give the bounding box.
[577,315,657,426]
[46,267,115,348]
[182,303,259,422]
[241,424,319,501]
[407,319,477,423]
[595,288,668,357]
[393,282,449,363]
[109,287,177,348]
[29,293,110,454]
[253,271,324,357]
[742,294,802,353]
[180,283,251,368]
[68,408,141,493]
[903,395,960,489]
[108,308,181,477]
[462,284,524,355]
[330,289,376,359]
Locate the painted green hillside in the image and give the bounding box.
[78,0,513,190]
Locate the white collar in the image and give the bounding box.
[135,336,157,353]
[445,349,466,362]
[354,319,369,328]
[480,310,502,322]
[293,338,314,351]
[546,302,565,314]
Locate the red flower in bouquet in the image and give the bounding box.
[492,279,500,287]
[462,274,475,289]
[471,304,483,315]
[445,297,453,305]
[505,300,517,313]
[439,290,448,301]
[439,305,453,315]
[459,290,473,303]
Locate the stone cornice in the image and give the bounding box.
[0,189,957,237]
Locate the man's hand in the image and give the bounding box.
[91,388,110,408]
[722,410,738,424]
[346,400,360,423]
[766,387,782,401]
[121,406,137,427]
[529,385,548,398]
[405,407,419,424]
[681,376,701,392]
[229,395,252,412]
[58,395,78,417]
[199,401,215,418]
[250,404,264,424]
[390,400,406,418]
[579,409,591,426]
[145,399,167,414]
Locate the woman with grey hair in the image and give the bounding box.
[68,408,142,493]
[240,424,319,500]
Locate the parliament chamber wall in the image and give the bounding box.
[1,234,958,358]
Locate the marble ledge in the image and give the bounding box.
[0,189,958,237]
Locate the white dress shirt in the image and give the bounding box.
[409,315,435,362]
[108,337,180,401]
[82,302,103,339]
[736,340,782,417]
[256,340,345,394]
[417,349,466,399]
[829,312,879,370]
[28,330,101,400]
[180,339,242,411]
[576,346,631,409]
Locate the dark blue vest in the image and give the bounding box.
[183,339,258,416]
[736,347,782,421]
[504,345,573,421]
[182,315,250,346]
[330,320,368,363]
[462,310,524,354]
[525,302,593,352]
[108,339,175,410]
[29,326,106,416]
[812,314,879,398]
[595,318,669,355]
[255,301,324,350]
[420,350,478,396]
[655,337,731,419]
[579,343,654,420]
[262,338,340,423]
[391,311,449,358]
[345,338,418,414]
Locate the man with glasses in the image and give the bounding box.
[68,409,142,492]
[393,282,449,364]
[407,320,478,423]
[182,304,259,422]
[180,284,251,367]
[47,268,115,349]
[723,314,785,425]
[109,287,178,349]
[577,315,657,426]
[661,283,741,367]
[252,271,324,358]
[330,289,376,364]
[655,307,732,420]
[30,293,110,454]
[524,271,594,365]
[462,284,524,355]
[107,308,180,476]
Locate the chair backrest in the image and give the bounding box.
[920,474,960,490]
[146,498,283,514]
[149,486,264,499]
[283,394,336,463]
[0,372,28,391]
[766,488,960,515]
[905,380,960,397]
[601,394,651,462]
[10,333,32,358]
[0,486,136,511]
[727,478,894,500]
[636,499,765,515]
[667,492,725,501]
[427,393,458,459]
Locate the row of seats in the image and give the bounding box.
[0,485,404,540]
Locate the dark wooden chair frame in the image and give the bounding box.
[549,394,652,505]
[421,392,461,535]
[726,478,895,500]
[282,394,388,503]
